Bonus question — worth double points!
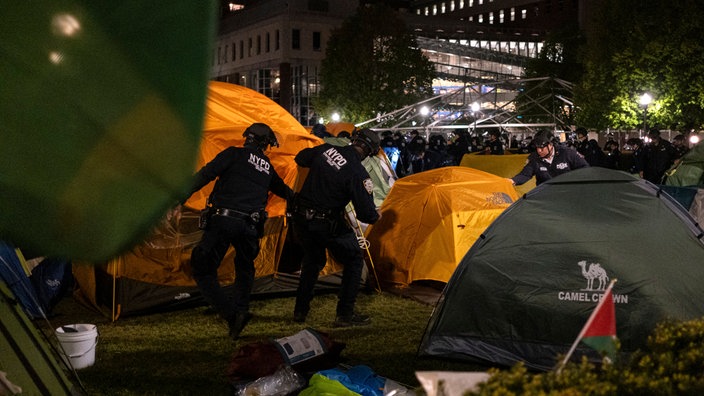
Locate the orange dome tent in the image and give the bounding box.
[365,166,519,289]
[73,82,324,319]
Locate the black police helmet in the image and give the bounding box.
[243,123,279,149]
[352,128,381,157]
[532,131,554,148]
[311,123,330,139]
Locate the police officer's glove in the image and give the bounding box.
[285,192,297,218]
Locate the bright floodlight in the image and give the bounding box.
[331,112,340,122]
[639,93,652,106]
[471,102,480,112]
[691,135,700,145]
[420,106,429,116]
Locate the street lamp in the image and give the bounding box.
[471,102,480,133]
[639,93,652,133]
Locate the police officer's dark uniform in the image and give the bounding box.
[575,127,606,167]
[641,128,677,184]
[184,123,293,339]
[511,131,589,186]
[485,130,504,155]
[291,129,380,327]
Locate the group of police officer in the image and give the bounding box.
[185,123,671,340]
[181,123,381,340]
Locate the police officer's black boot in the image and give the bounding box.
[293,311,307,323]
[228,311,253,340]
[333,313,371,328]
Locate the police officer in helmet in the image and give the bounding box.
[509,130,588,186]
[291,128,381,327]
[183,122,293,340]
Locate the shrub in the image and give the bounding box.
[468,317,704,395]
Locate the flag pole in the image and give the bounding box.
[556,278,617,374]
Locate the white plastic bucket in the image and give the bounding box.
[55,324,98,369]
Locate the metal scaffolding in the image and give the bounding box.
[356,76,575,138]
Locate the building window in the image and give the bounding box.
[450,1,455,11]
[510,7,515,21]
[232,43,236,61]
[292,29,301,50]
[469,0,473,7]
[441,2,446,13]
[266,32,270,52]
[424,6,429,15]
[489,11,494,24]
[257,35,261,54]
[313,31,321,51]
[478,14,483,23]
[291,65,320,126]
[248,37,252,56]
[239,40,244,59]
[499,9,504,23]
[521,8,527,19]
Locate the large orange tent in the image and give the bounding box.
[365,166,519,289]
[73,82,324,319]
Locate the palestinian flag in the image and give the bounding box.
[557,279,618,372]
[581,282,617,360]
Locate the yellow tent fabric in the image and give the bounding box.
[460,152,536,195]
[325,122,356,136]
[365,166,519,288]
[186,81,320,216]
[73,82,321,319]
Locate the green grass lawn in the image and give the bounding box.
[43,290,488,395]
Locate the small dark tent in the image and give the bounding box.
[419,167,704,371]
[1,280,76,395]
[664,140,704,224]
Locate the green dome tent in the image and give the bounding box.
[419,167,704,370]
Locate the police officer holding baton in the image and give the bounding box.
[291,128,381,327]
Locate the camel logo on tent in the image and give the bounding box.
[577,260,608,291]
[557,261,629,304]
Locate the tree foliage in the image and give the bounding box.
[314,4,435,124]
[575,0,704,131]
